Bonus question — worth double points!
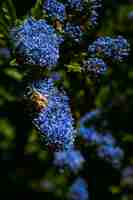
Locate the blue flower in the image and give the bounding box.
[43,0,66,22]
[79,127,102,145]
[25,77,75,150]
[79,125,116,147]
[79,109,101,126]
[10,17,62,68]
[122,166,133,178]
[88,36,129,61]
[65,22,83,42]
[79,110,102,144]
[121,166,133,191]
[97,145,124,168]
[65,0,101,32]
[79,111,124,168]
[68,178,89,200]
[83,57,108,75]
[54,149,85,173]
[113,36,130,61]
[89,0,102,27]
[67,0,84,11]
[101,133,116,146]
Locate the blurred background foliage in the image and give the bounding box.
[0,0,133,199]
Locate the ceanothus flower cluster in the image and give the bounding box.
[68,178,89,200]
[89,0,102,26]
[54,149,85,173]
[67,0,83,11]
[10,17,62,69]
[88,36,130,61]
[44,0,66,22]
[24,77,75,150]
[79,110,124,168]
[82,35,130,75]
[82,57,108,75]
[43,0,102,43]
[65,22,83,42]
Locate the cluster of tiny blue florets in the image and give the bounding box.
[66,0,101,27]
[89,0,102,26]
[65,0,102,41]
[54,149,84,173]
[79,127,102,145]
[29,77,75,150]
[88,36,129,61]
[43,0,102,43]
[67,0,84,11]
[79,109,101,125]
[68,177,89,200]
[97,144,124,168]
[122,166,133,179]
[120,165,133,195]
[79,110,124,168]
[43,0,66,22]
[82,57,108,75]
[10,17,62,68]
[65,22,83,42]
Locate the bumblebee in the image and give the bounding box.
[24,86,48,111]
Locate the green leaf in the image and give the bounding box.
[67,62,81,72]
[0,0,16,44]
[9,58,18,66]
[4,68,23,81]
[31,0,44,19]
[96,86,110,107]
[0,0,16,34]
[122,133,133,142]
[0,21,9,39]
[6,0,17,22]
[0,86,15,102]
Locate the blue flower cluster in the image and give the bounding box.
[25,77,75,150]
[10,17,62,68]
[43,0,102,43]
[122,166,133,179]
[65,0,102,40]
[66,0,101,27]
[79,109,101,126]
[120,166,133,196]
[67,0,84,11]
[82,58,108,75]
[88,36,129,61]
[68,178,89,200]
[43,0,66,22]
[97,145,124,168]
[53,149,85,173]
[65,22,83,42]
[79,111,124,168]
[89,0,102,26]
[79,127,102,145]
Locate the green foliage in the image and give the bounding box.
[31,0,46,19]
[0,0,16,42]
